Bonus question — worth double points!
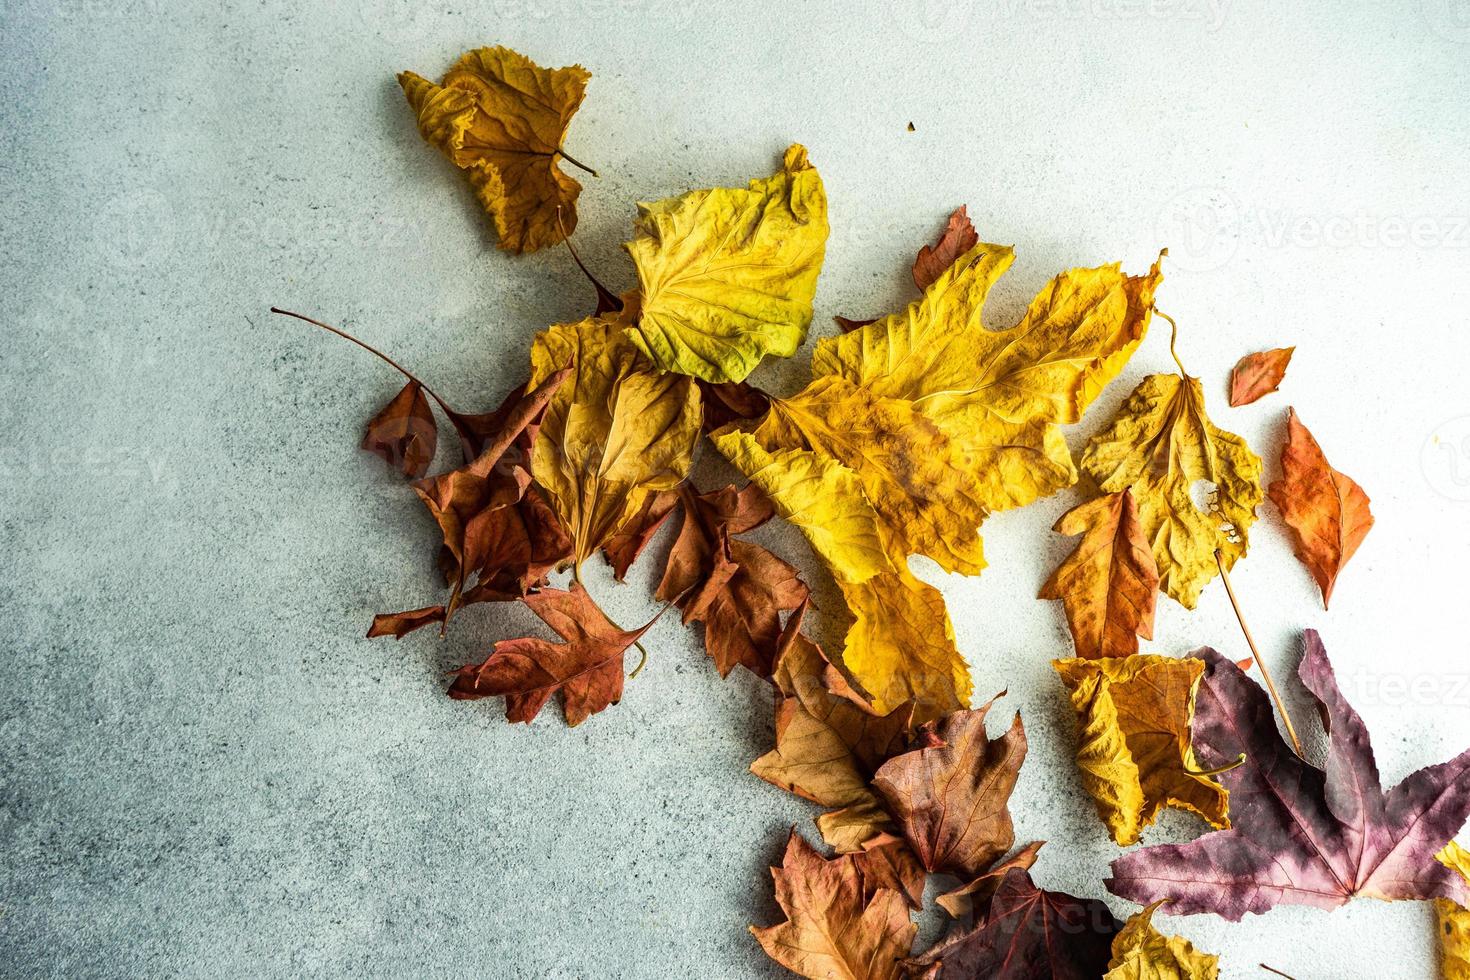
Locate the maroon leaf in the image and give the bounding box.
[1107,632,1470,919]
[904,868,1120,979]
[695,379,771,433]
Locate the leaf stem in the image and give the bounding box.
[557,208,621,313]
[1260,966,1299,980]
[571,561,666,679]
[556,148,598,177]
[1183,753,1247,778]
[1214,548,1305,757]
[1156,309,1191,378]
[270,307,456,417]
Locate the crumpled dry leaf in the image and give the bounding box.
[1053,655,1228,846]
[934,840,1045,919]
[528,307,701,568]
[1107,633,1470,918]
[1437,842,1470,980]
[1040,489,1159,661]
[904,868,1121,979]
[695,378,771,433]
[655,483,807,677]
[447,583,650,725]
[872,695,1026,878]
[398,46,590,253]
[1081,372,1264,608]
[1228,346,1293,407]
[600,489,679,582]
[1105,901,1219,979]
[362,381,437,479]
[1267,408,1374,609]
[752,603,913,852]
[912,205,980,292]
[751,830,916,980]
[624,144,828,383]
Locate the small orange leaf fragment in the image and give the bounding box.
[1228,346,1294,406]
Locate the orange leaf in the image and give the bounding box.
[1268,408,1374,608]
[912,204,979,291]
[1040,488,1159,660]
[1228,347,1294,406]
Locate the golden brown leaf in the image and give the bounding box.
[1105,901,1220,979]
[1081,373,1263,608]
[1228,346,1294,407]
[447,583,649,726]
[1040,489,1159,661]
[1053,655,1228,846]
[1267,408,1374,609]
[398,46,590,253]
[751,830,916,980]
[528,308,701,569]
[871,696,1026,877]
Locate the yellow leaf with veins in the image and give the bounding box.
[1053,655,1229,846]
[624,144,828,383]
[1437,843,1470,980]
[399,46,590,253]
[1081,373,1263,608]
[528,307,701,568]
[1105,901,1220,979]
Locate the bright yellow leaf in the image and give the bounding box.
[1053,655,1228,845]
[1105,901,1220,979]
[1081,373,1263,608]
[624,144,828,383]
[1438,842,1470,980]
[399,46,591,253]
[708,428,891,584]
[528,306,701,568]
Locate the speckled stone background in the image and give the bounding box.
[3,1,1469,976]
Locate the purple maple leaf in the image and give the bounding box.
[1107,630,1470,919]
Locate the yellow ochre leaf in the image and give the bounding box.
[1437,842,1470,980]
[1053,655,1228,846]
[1040,489,1159,660]
[1081,373,1263,608]
[1105,901,1220,979]
[399,46,590,253]
[529,307,701,567]
[624,144,829,383]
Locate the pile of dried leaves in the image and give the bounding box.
[281,45,1470,979]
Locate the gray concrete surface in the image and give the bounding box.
[3,1,1469,976]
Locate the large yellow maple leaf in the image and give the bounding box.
[713,239,1162,717]
[399,46,591,253]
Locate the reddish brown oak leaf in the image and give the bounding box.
[1107,632,1470,919]
[904,868,1121,979]
[447,583,652,725]
[655,483,808,678]
[362,381,438,478]
[872,695,1027,878]
[601,489,679,582]
[1228,347,1294,406]
[1268,408,1374,609]
[912,205,979,292]
[751,830,917,980]
[1039,488,1159,660]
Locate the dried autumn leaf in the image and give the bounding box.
[1105,901,1219,980]
[398,46,591,253]
[362,381,437,478]
[751,830,917,980]
[811,242,1163,515]
[447,583,650,725]
[934,840,1046,919]
[752,604,913,852]
[1228,346,1294,407]
[1267,408,1374,609]
[1081,372,1264,608]
[1053,655,1228,846]
[601,489,679,582]
[1107,633,1470,918]
[904,868,1121,979]
[1039,489,1159,661]
[694,378,770,433]
[623,144,828,383]
[872,696,1026,878]
[912,205,979,291]
[1438,842,1470,980]
[655,483,806,677]
[528,308,701,568]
